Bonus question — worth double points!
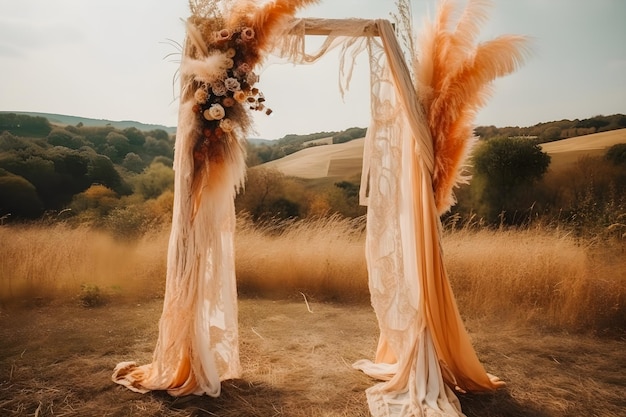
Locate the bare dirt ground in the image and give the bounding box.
[1,297,624,417]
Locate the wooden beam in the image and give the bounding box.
[296,17,382,37]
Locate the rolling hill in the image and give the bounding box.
[262,138,364,179]
[0,111,177,134]
[539,128,626,170]
[261,128,626,180]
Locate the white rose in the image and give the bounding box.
[208,103,226,120]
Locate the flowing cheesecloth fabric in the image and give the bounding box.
[274,4,526,415]
[276,19,479,416]
[111,0,318,396]
[111,0,526,411]
[354,20,503,417]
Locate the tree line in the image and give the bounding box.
[1,112,624,238]
[0,114,173,224]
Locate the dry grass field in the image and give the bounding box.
[263,129,626,180]
[1,130,625,416]
[540,128,626,171]
[1,217,625,416]
[262,138,365,179]
[1,297,624,417]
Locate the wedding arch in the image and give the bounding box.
[112,1,527,415]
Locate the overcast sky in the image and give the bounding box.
[1,0,624,139]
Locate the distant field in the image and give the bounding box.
[303,136,333,147]
[262,129,626,179]
[263,138,364,179]
[540,128,626,170]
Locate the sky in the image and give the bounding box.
[1,0,624,140]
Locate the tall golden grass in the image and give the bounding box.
[1,217,623,335]
[0,224,169,305]
[235,214,369,302]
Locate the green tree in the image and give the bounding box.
[0,131,30,152]
[0,113,51,137]
[333,127,367,144]
[236,167,289,219]
[70,184,119,217]
[88,154,127,194]
[122,152,145,173]
[144,136,174,159]
[47,128,87,149]
[132,161,174,199]
[538,126,561,142]
[122,127,146,147]
[105,132,131,162]
[0,170,44,218]
[605,143,626,166]
[472,137,551,224]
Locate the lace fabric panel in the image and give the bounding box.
[273,17,500,416]
[353,20,464,417]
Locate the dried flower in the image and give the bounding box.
[187,20,274,163]
[194,88,208,104]
[224,77,241,92]
[208,103,226,120]
[211,81,227,96]
[241,27,255,42]
[234,63,251,78]
[220,118,234,132]
[203,109,214,121]
[233,90,247,103]
[215,28,231,42]
[246,72,259,86]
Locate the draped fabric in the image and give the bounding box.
[353,20,504,416]
[275,18,504,416]
[112,85,245,398]
[112,0,322,397]
[111,0,518,412]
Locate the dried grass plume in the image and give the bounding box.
[399,0,530,214]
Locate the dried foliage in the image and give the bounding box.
[394,0,529,214]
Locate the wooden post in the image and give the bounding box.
[295,17,383,37]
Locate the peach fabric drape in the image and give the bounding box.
[111,8,506,414]
[274,17,503,416]
[352,20,503,416]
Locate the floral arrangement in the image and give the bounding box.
[180,0,319,172]
[188,24,270,164]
